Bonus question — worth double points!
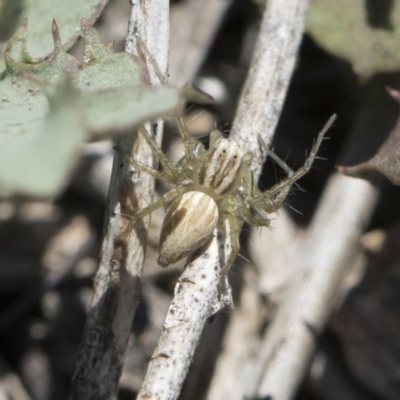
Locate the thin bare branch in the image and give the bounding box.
[230,0,310,177]
[206,266,262,400]
[138,1,310,399]
[208,67,386,400]
[69,1,169,399]
[135,2,236,399]
[246,78,390,399]
[0,356,33,400]
[248,174,378,399]
[207,1,310,397]
[136,233,232,400]
[169,0,232,86]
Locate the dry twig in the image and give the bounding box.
[207,0,310,396]
[138,1,311,399]
[136,237,232,400]
[0,356,33,400]
[247,174,378,399]
[169,0,233,86]
[69,1,169,398]
[135,1,237,397]
[245,79,384,400]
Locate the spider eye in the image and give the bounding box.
[233,154,237,159]
[222,149,227,154]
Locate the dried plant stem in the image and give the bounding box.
[136,235,232,400]
[207,217,299,400]
[135,2,236,399]
[0,357,32,400]
[230,0,310,176]
[93,0,234,398]
[206,267,263,400]
[207,1,309,397]
[248,175,378,399]
[245,76,387,400]
[69,1,169,399]
[137,1,310,399]
[169,0,232,86]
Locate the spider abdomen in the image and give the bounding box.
[158,191,219,267]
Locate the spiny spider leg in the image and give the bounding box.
[136,38,194,163]
[258,136,294,177]
[137,126,177,179]
[115,143,177,185]
[250,114,337,210]
[175,115,197,165]
[125,187,184,233]
[219,213,241,278]
[136,37,166,85]
[129,157,176,184]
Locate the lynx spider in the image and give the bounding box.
[125,117,336,277]
[123,41,336,278]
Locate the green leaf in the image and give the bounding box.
[338,87,400,186]
[0,21,181,197]
[0,0,109,57]
[0,80,85,197]
[307,0,400,77]
[83,86,181,137]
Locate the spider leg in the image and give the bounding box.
[136,37,167,84]
[209,129,223,146]
[258,184,292,214]
[239,151,255,197]
[125,187,184,232]
[258,135,294,176]
[115,143,176,184]
[219,213,241,278]
[249,163,305,213]
[136,38,195,165]
[174,114,199,166]
[138,126,178,179]
[249,114,336,212]
[240,202,271,227]
[128,157,176,184]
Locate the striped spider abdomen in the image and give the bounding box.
[158,191,218,267]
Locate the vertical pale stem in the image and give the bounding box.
[230,0,310,177]
[249,175,378,400]
[69,2,169,399]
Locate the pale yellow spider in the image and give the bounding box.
[124,114,336,278]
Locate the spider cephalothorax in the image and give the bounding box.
[123,115,336,278]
